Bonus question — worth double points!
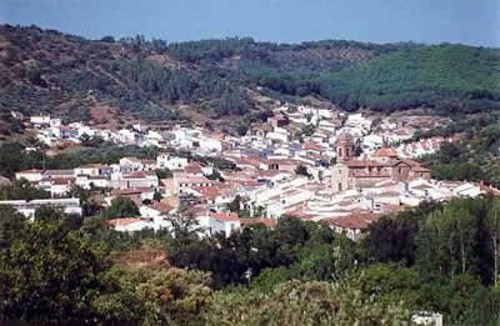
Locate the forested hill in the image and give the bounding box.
[1,24,499,131]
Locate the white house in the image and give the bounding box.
[266,126,290,143]
[411,312,443,326]
[119,157,145,172]
[116,129,137,144]
[139,204,173,231]
[38,179,71,197]
[74,164,104,177]
[43,169,75,180]
[75,175,109,189]
[156,153,189,170]
[453,183,482,198]
[108,217,154,232]
[16,169,44,183]
[110,171,159,189]
[363,134,384,152]
[30,115,51,127]
[142,130,164,147]
[174,175,214,194]
[195,212,241,238]
[0,198,82,219]
[199,137,222,153]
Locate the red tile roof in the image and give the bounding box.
[111,187,153,196]
[373,147,397,158]
[187,205,208,217]
[184,162,204,174]
[343,159,394,168]
[123,171,148,179]
[150,201,173,214]
[107,217,144,227]
[17,169,43,174]
[323,213,377,230]
[209,212,240,222]
[50,178,71,185]
[192,186,221,200]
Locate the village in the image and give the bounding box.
[2,105,494,240]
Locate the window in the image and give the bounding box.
[338,183,343,191]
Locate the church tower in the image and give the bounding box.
[335,132,355,161]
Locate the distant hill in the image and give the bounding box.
[0,24,499,135]
[313,44,500,112]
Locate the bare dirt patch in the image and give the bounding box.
[89,102,140,130]
[114,247,169,269]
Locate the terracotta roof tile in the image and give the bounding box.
[373,147,398,158]
[323,213,377,230]
[108,217,144,227]
[209,212,239,222]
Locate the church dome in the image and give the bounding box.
[336,132,354,144]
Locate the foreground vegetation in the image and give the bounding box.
[0,196,499,324]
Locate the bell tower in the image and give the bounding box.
[335,132,355,161]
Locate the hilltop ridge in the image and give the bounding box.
[0,24,499,135]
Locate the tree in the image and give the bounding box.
[351,263,500,325]
[69,185,102,217]
[79,134,104,148]
[155,168,172,179]
[487,198,500,287]
[0,217,109,321]
[205,280,411,325]
[100,36,115,43]
[0,206,25,252]
[0,179,50,201]
[364,210,421,265]
[294,165,311,178]
[417,199,483,281]
[206,168,224,182]
[102,197,139,218]
[153,190,163,202]
[226,195,242,213]
[93,267,213,325]
[300,124,316,137]
[236,122,249,136]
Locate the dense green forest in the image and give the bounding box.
[250,45,500,112]
[0,196,499,324]
[419,112,500,187]
[1,24,499,133]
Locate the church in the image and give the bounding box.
[331,133,431,192]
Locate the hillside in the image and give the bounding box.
[316,44,500,112]
[0,25,499,135]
